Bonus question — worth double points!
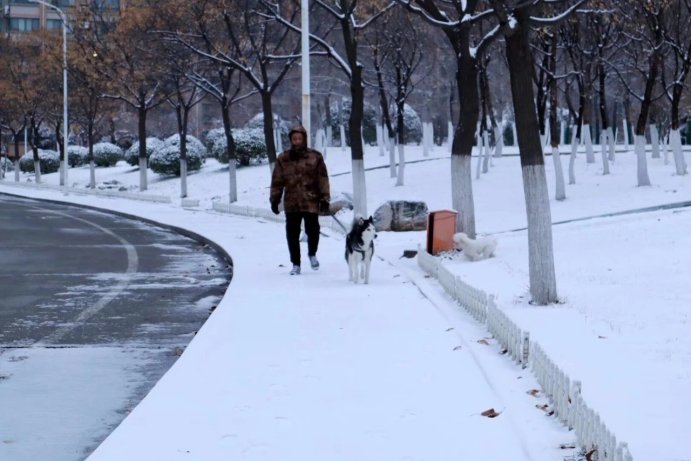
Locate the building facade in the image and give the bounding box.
[1,0,120,32]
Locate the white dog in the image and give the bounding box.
[345,216,377,284]
[452,232,497,261]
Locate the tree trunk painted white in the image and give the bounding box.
[493,125,504,158]
[428,123,435,153]
[228,160,238,203]
[649,124,660,159]
[622,119,629,145]
[630,125,635,148]
[522,164,558,304]
[584,125,595,163]
[482,130,491,173]
[340,124,347,151]
[377,126,384,157]
[396,143,405,186]
[662,132,669,165]
[388,136,396,178]
[540,133,546,152]
[560,121,566,145]
[475,145,482,180]
[447,121,454,152]
[552,147,566,201]
[276,129,283,153]
[569,125,578,185]
[451,154,476,238]
[59,160,65,186]
[326,126,333,147]
[512,122,518,147]
[89,160,96,189]
[423,123,430,157]
[351,158,367,216]
[139,157,148,191]
[608,128,616,162]
[34,161,41,183]
[14,159,20,182]
[635,135,652,186]
[180,159,188,198]
[600,132,610,175]
[671,128,687,175]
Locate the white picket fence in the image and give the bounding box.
[417,245,634,461]
[0,179,171,204]
[211,201,350,235]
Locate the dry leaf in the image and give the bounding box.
[477,339,490,345]
[568,396,572,404]
[279,264,285,267]
[559,443,576,449]
[453,346,462,351]
[210,305,217,312]
[500,349,509,355]
[481,408,501,418]
[446,327,454,332]
[517,376,523,379]
[598,336,607,339]
[536,404,549,411]
[424,275,431,278]
[546,410,555,416]
[526,389,540,396]
[174,347,184,356]
[586,449,597,461]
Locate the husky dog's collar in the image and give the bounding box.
[352,241,374,260]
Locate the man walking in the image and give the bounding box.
[270,126,330,275]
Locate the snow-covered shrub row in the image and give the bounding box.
[93,142,123,167]
[125,138,164,167]
[149,139,206,176]
[67,146,89,167]
[163,134,207,158]
[214,128,267,166]
[392,104,423,144]
[19,150,60,174]
[324,99,378,146]
[1,156,14,172]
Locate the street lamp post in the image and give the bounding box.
[301,0,310,147]
[30,0,68,195]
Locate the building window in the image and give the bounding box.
[9,1,35,5]
[9,18,40,32]
[47,19,63,30]
[52,0,76,7]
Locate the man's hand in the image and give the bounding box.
[319,200,330,215]
[271,202,280,215]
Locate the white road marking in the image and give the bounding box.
[30,207,139,345]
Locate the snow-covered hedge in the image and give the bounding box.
[245,113,289,150]
[93,143,123,167]
[214,128,267,166]
[324,99,378,146]
[392,104,423,144]
[1,157,15,172]
[205,128,226,153]
[149,142,206,176]
[163,134,207,159]
[19,150,61,174]
[67,146,89,167]
[125,138,164,167]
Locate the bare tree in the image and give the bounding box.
[487,0,586,305]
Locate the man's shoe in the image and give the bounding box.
[289,265,301,275]
[309,256,319,270]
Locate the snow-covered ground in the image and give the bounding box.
[1,140,690,460]
[0,185,578,461]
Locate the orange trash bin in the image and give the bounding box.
[426,209,458,255]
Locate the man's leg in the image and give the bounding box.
[304,212,321,257]
[285,212,303,267]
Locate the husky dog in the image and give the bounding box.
[345,215,378,284]
[452,232,497,261]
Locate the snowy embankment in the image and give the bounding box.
[0,185,579,461]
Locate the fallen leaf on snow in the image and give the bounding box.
[586,449,597,460]
[526,389,540,396]
[598,336,607,339]
[500,349,509,355]
[480,408,501,418]
[174,347,184,357]
[517,376,523,379]
[477,339,490,345]
[536,404,549,411]
[446,327,454,332]
[210,305,217,312]
[424,275,431,278]
[453,346,462,351]
[559,443,576,449]
[279,264,285,268]
[546,410,555,416]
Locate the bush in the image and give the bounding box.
[93,143,123,167]
[392,104,423,144]
[205,128,226,153]
[163,134,207,159]
[1,157,14,172]
[149,143,205,176]
[324,99,378,146]
[245,113,289,151]
[19,150,61,174]
[214,128,267,166]
[67,146,89,167]
[125,137,164,167]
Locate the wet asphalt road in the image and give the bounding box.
[0,195,232,460]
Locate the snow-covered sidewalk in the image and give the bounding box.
[0,185,575,461]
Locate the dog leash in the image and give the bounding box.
[329,214,349,233]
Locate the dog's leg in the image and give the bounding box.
[348,258,353,281]
[351,260,359,284]
[364,258,371,284]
